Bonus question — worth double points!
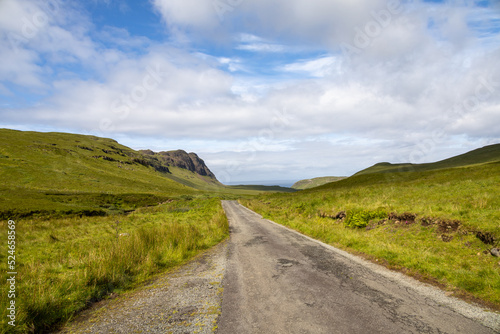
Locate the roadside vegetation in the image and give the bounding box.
[241,161,500,309]
[0,197,229,333]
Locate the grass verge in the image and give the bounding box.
[0,197,229,333]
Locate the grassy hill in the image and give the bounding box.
[0,129,201,193]
[0,129,201,218]
[355,143,500,176]
[242,149,500,309]
[292,176,347,190]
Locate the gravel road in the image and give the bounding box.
[217,200,500,334]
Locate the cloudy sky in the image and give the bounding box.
[1,0,499,185]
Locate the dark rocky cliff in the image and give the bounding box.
[139,149,217,180]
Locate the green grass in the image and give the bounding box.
[0,187,178,220]
[0,198,229,333]
[241,162,500,308]
[165,166,222,190]
[291,176,347,190]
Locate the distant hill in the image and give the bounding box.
[292,176,347,190]
[354,144,500,176]
[227,184,297,193]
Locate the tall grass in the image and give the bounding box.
[0,198,228,333]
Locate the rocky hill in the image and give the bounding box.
[0,129,221,198]
[140,149,217,180]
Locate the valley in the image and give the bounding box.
[0,129,499,333]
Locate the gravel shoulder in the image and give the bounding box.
[56,240,228,334]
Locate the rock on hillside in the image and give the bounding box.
[140,150,217,180]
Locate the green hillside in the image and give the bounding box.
[0,129,203,192]
[355,143,500,176]
[292,176,346,190]
[0,129,297,332]
[0,129,201,217]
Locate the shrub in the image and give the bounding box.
[344,208,387,229]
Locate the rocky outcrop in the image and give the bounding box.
[138,149,217,180]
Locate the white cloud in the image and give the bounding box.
[9,35,498,147]
[235,33,292,53]
[97,26,151,50]
[0,0,102,91]
[239,33,263,43]
[0,43,44,88]
[236,43,286,53]
[151,0,400,47]
[279,56,339,78]
[217,57,246,72]
[152,0,218,28]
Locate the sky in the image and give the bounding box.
[1,0,499,185]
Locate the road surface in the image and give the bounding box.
[217,200,499,334]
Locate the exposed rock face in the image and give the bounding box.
[139,149,217,180]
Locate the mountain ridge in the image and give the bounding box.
[354,143,500,176]
[289,143,500,191]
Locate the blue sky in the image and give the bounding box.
[1,0,499,184]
